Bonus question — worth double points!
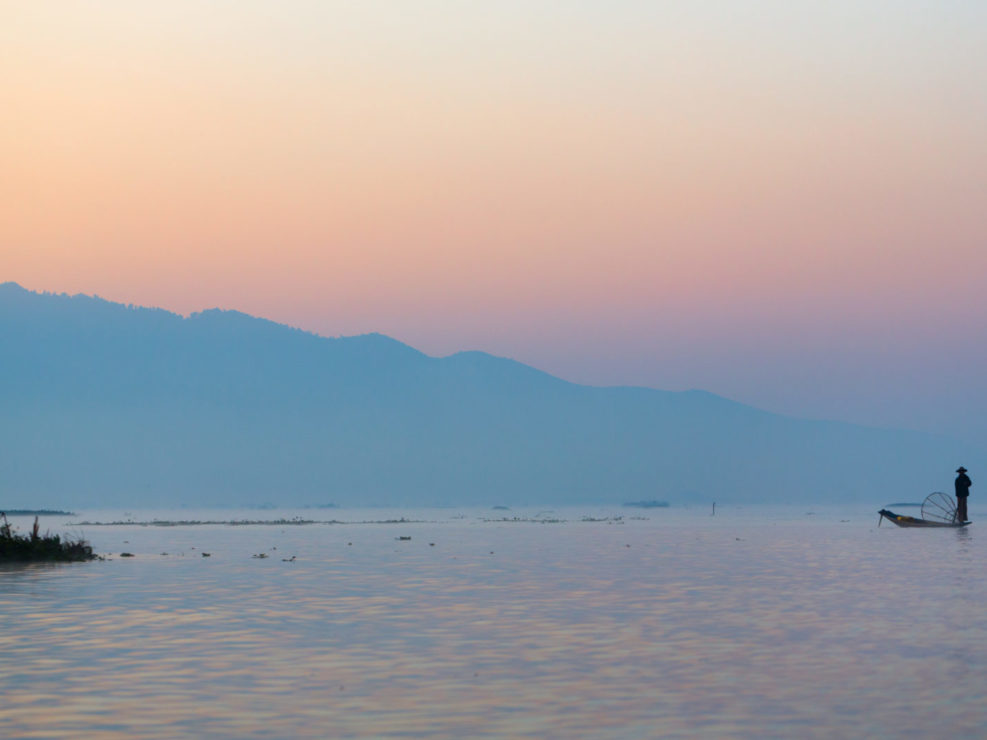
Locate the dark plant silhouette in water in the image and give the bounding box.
[0,513,96,562]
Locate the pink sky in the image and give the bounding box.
[2,2,986,445]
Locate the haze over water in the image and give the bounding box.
[2,506,984,738]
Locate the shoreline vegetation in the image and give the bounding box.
[0,514,96,562]
[2,509,77,516]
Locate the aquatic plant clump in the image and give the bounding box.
[0,515,96,562]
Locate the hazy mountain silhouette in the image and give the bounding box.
[0,282,981,508]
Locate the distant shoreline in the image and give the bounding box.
[1,509,77,516]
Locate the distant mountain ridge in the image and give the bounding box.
[0,282,981,507]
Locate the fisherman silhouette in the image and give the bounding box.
[955,467,972,522]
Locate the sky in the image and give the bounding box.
[2,1,986,447]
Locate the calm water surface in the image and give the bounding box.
[1,505,985,738]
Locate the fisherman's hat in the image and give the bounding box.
[957,467,968,473]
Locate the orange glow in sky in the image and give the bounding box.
[2,1,986,441]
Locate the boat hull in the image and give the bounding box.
[878,509,970,528]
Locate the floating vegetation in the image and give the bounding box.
[480,516,566,524]
[75,517,323,527]
[0,514,96,562]
[73,517,429,527]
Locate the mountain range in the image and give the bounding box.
[0,282,981,508]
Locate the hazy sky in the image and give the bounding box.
[3,2,986,445]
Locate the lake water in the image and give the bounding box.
[1,505,985,739]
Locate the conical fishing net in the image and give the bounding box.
[921,492,958,524]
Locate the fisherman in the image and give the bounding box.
[955,467,972,522]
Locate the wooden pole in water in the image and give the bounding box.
[712,502,716,516]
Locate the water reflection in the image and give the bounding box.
[1,507,986,738]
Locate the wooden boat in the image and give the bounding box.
[878,509,970,528]
[879,492,970,528]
